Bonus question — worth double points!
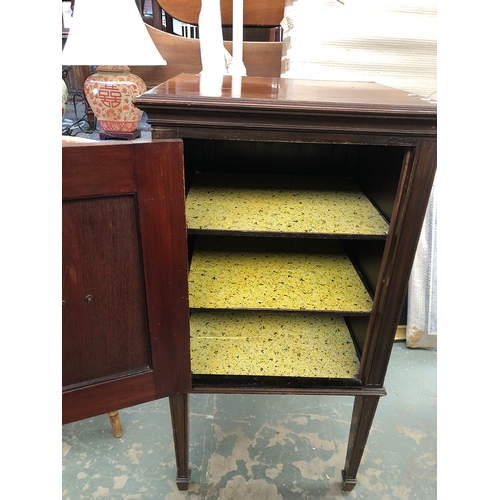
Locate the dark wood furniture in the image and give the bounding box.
[131,0,284,89]
[130,23,283,88]
[62,73,436,493]
[62,140,191,426]
[133,74,437,491]
[131,0,285,87]
[155,0,285,26]
[153,0,285,41]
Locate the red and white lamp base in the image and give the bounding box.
[84,65,146,140]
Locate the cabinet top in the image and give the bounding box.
[134,74,437,143]
[137,74,436,115]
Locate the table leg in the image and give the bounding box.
[169,393,191,490]
[342,395,380,491]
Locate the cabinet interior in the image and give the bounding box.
[182,139,406,388]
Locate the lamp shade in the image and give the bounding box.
[62,0,166,66]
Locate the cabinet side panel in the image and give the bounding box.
[359,140,437,387]
[62,195,151,388]
[351,146,406,222]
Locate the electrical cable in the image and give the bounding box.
[62,91,97,137]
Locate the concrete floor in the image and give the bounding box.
[62,342,436,499]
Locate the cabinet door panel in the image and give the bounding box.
[62,141,191,424]
[62,195,150,389]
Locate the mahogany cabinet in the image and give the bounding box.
[62,140,191,425]
[134,74,437,492]
[62,74,436,494]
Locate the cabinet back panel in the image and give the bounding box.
[62,195,151,389]
[184,139,353,178]
[184,140,404,223]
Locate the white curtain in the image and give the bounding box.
[281,0,437,348]
[407,180,437,349]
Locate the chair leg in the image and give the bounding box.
[107,411,123,438]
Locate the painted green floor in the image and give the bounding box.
[62,342,436,499]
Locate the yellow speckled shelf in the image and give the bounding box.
[188,237,372,313]
[190,311,360,378]
[186,172,389,237]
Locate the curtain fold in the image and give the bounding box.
[407,181,437,349]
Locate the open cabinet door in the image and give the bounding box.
[62,140,191,424]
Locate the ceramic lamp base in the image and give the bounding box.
[84,65,146,139]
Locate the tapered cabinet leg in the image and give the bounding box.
[169,393,191,490]
[342,395,380,492]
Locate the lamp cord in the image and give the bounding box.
[62,92,97,137]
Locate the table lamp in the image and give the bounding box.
[61,0,166,140]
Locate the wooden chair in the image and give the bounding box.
[131,0,285,87]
